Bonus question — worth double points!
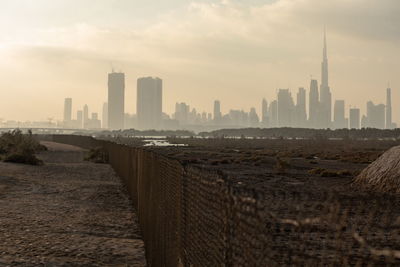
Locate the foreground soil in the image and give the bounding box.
[0,142,146,266]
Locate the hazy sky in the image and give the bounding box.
[0,0,399,122]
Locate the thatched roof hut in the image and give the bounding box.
[354,146,400,193]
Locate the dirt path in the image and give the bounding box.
[0,142,146,266]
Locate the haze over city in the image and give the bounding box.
[3,1,400,266]
[0,0,399,125]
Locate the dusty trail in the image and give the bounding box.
[0,142,146,266]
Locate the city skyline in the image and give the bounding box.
[8,29,398,131]
[5,29,399,131]
[0,0,398,123]
[56,30,396,131]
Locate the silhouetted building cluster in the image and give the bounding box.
[60,31,395,131]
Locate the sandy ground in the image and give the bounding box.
[0,142,146,266]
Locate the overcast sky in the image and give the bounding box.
[0,0,399,122]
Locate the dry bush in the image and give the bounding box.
[275,157,290,173]
[0,130,45,165]
[85,147,109,163]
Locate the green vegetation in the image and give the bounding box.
[0,130,46,165]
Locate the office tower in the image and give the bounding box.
[296,87,307,127]
[333,100,347,129]
[229,109,248,127]
[349,108,360,129]
[108,72,125,130]
[249,107,260,127]
[137,77,163,130]
[83,104,89,129]
[77,110,83,129]
[261,99,268,127]
[175,102,190,125]
[63,98,72,127]
[386,87,393,129]
[309,80,319,128]
[214,100,222,123]
[366,101,385,129]
[319,29,332,128]
[268,100,278,128]
[277,89,295,127]
[102,102,108,129]
[84,113,101,129]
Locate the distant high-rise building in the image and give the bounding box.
[296,87,307,127]
[175,102,190,125]
[261,99,268,127]
[137,77,163,130]
[77,110,83,129]
[84,112,101,129]
[102,102,108,129]
[83,104,89,129]
[268,100,278,128]
[333,100,347,129]
[277,89,295,127]
[309,80,319,128]
[349,108,360,129]
[366,101,385,129]
[319,29,332,129]
[386,87,393,129]
[214,100,222,123]
[249,107,260,127]
[108,72,125,130]
[63,98,72,127]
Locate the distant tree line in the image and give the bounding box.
[199,128,400,140]
[98,128,196,137]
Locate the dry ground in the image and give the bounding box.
[0,142,146,266]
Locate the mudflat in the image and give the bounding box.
[0,142,146,266]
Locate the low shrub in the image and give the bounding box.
[85,147,109,163]
[0,130,45,165]
[275,157,290,173]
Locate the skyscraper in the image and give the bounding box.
[319,29,332,128]
[137,77,163,130]
[63,98,72,127]
[333,100,347,129]
[77,110,83,129]
[296,87,307,127]
[261,98,268,127]
[386,87,393,129]
[309,80,319,128]
[83,104,89,129]
[214,100,222,123]
[349,108,360,129]
[108,72,125,130]
[268,100,278,128]
[249,107,260,127]
[366,101,385,129]
[277,89,295,127]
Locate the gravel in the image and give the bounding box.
[0,142,146,266]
